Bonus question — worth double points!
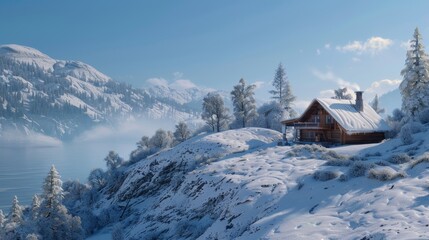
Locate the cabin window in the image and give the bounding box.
[314,115,320,123]
[326,115,333,124]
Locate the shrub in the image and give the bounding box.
[348,161,375,178]
[400,124,413,145]
[367,167,406,181]
[324,158,352,166]
[313,170,340,181]
[339,174,348,182]
[387,153,411,164]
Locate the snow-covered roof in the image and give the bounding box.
[314,98,390,133]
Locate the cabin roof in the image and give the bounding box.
[283,98,390,134]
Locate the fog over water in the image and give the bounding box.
[0,119,173,210]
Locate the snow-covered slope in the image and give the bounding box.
[0,44,215,139]
[90,127,429,239]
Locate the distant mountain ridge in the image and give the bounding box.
[0,44,223,140]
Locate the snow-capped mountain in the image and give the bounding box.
[0,44,220,140]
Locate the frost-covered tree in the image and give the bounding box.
[150,129,173,150]
[202,93,230,132]
[400,27,429,118]
[88,168,106,190]
[0,209,5,228]
[370,94,385,114]
[230,78,258,128]
[4,196,23,240]
[9,196,23,224]
[333,87,353,100]
[174,121,191,143]
[31,195,41,221]
[136,136,150,150]
[254,101,288,132]
[104,151,124,170]
[270,63,296,116]
[38,165,84,240]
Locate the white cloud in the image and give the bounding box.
[316,49,321,55]
[324,43,331,49]
[336,37,393,55]
[170,79,197,90]
[352,57,361,62]
[312,69,360,91]
[146,77,169,88]
[252,81,265,89]
[364,79,401,100]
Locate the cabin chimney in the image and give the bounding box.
[355,91,364,112]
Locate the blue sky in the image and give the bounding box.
[1,1,429,109]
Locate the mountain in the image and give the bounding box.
[0,44,222,140]
[82,127,429,239]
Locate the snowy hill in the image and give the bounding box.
[0,44,218,139]
[379,88,401,116]
[85,127,429,239]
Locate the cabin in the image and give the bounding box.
[282,91,390,145]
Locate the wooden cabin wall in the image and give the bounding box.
[344,132,385,144]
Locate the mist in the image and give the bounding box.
[0,130,62,148]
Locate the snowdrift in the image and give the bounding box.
[96,127,429,239]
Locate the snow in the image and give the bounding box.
[0,44,57,70]
[89,126,429,239]
[316,98,390,134]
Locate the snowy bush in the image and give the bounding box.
[410,154,429,169]
[324,158,351,167]
[367,167,406,181]
[339,174,348,182]
[348,161,375,178]
[313,170,340,181]
[287,144,347,160]
[400,124,413,145]
[419,108,429,124]
[387,153,411,164]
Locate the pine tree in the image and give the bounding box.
[230,78,258,128]
[270,63,296,115]
[31,195,41,221]
[371,94,385,114]
[0,209,4,228]
[38,165,84,240]
[202,93,230,132]
[9,196,23,224]
[400,27,429,117]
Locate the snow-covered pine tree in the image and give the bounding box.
[270,63,296,117]
[0,209,5,228]
[400,27,429,118]
[9,195,23,224]
[202,92,230,132]
[31,195,41,221]
[38,165,84,240]
[230,78,258,128]
[174,121,191,143]
[370,94,385,114]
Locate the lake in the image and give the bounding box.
[0,138,137,211]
